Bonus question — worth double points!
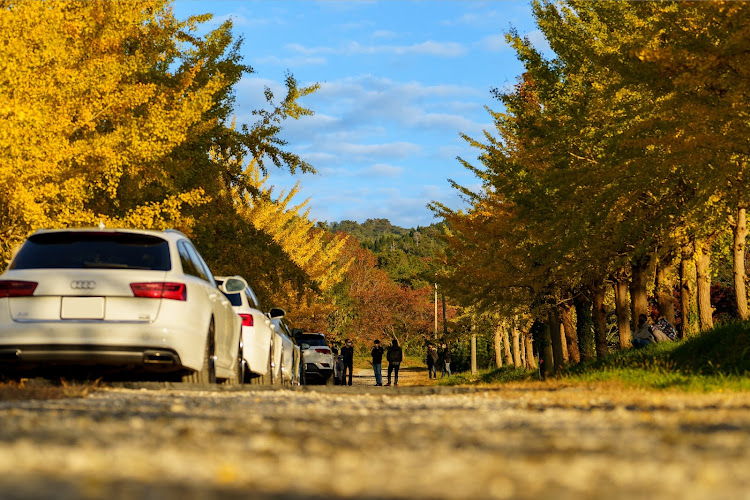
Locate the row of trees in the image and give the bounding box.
[0,1,352,328]
[432,1,750,374]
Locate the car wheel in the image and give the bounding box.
[325,371,334,386]
[265,345,274,386]
[183,320,217,385]
[236,337,246,385]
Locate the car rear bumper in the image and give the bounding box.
[0,320,204,374]
[304,363,333,380]
[0,344,183,374]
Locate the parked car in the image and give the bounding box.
[294,332,334,384]
[214,276,282,385]
[0,228,243,384]
[269,316,302,386]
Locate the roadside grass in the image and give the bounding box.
[0,378,99,401]
[440,321,750,392]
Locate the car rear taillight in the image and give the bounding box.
[239,313,253,327]
[315,348,330,354]
[130,282,187,301]
[0,280,38,297]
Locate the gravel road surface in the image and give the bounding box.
[1,368,749,500]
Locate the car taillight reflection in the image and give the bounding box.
[314,348,330,354]
[0,280,38,297]
[239,313,253,327]
[130,282,187,301]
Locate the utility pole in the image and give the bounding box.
[471,318,477,374]
[434,283,438,339]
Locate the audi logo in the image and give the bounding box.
[70,280,97,290]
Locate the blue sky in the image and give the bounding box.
[173,1,547,228]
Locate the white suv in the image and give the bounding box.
[295,332,334,384]
[215,276,280,385]
[0,228,242,384]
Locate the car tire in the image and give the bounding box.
[235,337,246,385]
[325,371,334,386]
[183,320,217,385]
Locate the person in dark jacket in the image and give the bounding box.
[385,339,403,386]
[341,339,355,386]
[371,339,384,386]
[426,343,438,379]
[440,343,452,378]
[332,346,344,385]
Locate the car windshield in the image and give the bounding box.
[296,334,328,347]
[10,232,172,271]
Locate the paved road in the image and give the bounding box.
[1,378,749,499]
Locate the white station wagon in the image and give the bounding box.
[0,228,243,384]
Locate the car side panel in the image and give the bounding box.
[243,312,274,376]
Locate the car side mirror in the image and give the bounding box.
[220,276,247,293]
[301,343,310,350]
[268,307,286,319]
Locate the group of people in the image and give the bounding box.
[632,300,678,348]
[332,338,403,386]
[425,343,451,379]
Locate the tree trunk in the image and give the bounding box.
[575,289,595,362]
[696,239,714,331]
[630,254,651,331]
[494,323,503,368]
[655,258,676,326]
[511,322,522,368]
[559,302,580,363]
[549,308,564,369]
[520,329,527,368]
[525,329,537,369]
[613,271,632,349]
[733,208,749,321]
[503,322,513,366]
[592,281,609,358]
[539,320,554,378]
[680,241,699,338]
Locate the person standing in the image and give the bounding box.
[440,343,452,378]
[341,339,355,386]
[426,343,438,379]
[385,339,403,386]
[371,340,384,386]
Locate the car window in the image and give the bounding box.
[296,334,328,347]
[184,242,216,287]
[10,232,171,270]
[177,241,202,279]
[244,286,260,309]
[225,292,243,307]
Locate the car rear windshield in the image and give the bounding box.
[225,292,243,307]
[296,334,328,347]
[10,232,172,271]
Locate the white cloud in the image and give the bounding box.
[286,41,467,58]
[372,30,398,40]
[479,34,510,52]
[361,163,403,177]
[254,55,328,67]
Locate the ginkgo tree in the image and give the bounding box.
[434,0,750,369]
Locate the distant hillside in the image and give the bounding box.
[326,218,447,289]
